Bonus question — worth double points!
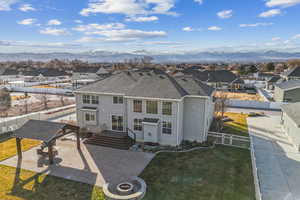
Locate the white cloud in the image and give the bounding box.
[19,4,35,12]
[17,18,37,25]
[208,26,222,31]
[266,0,300,7]
[80,0,176,17]
[194,0,203,4]
[73,23,125,32]
[40,28,69,36]
[126,16,159,22]
[259,9,281,18]
[293,34,300,39]
[74,20,83,24]
[182,27,194,32]
[0,0,18,11]
[144,41,183,45]
[77,29,167,42]
[47,19,62,26]
[217,10,233,19]
[239,22,274,27]
[272,37,281,41]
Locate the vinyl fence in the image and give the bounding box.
[228,99,286,110]
[250,136,262,200]
[208,131,251,149]
[0,104,76,135]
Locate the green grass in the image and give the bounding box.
[0,164,104,200]
[222,113,249,136]
[141,146,255,200]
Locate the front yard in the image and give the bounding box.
[141,146,255,200]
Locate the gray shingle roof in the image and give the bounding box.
[183,69,241,83]
[76,69,214,99]
[282,102,300,127]
[267,76,281,83]
[275,80,300,90]
[282,67,300,77]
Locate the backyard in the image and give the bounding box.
[222,112,249,136]
[214,91,263,101]
[141,146,255,200]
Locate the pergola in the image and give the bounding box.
[13,119,80,164]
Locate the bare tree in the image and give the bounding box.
[0,88,12,117]
[60,95,66,106]
[37,94,49,110]
[214,92,228,132]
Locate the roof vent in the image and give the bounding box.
[139,73,143,76]
[127,71,131,76]
[159,75,165,79]
[182,78,187,82]
[147,72,152,76]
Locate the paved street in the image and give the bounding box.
[248,115,300,200]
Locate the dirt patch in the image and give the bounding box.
[214,91,264,101]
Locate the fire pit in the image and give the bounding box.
[117,182,134,195]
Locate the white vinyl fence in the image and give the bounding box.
[0,104,75,135]
[228,99,286,110]
[250,136,262,200]
[208,132,250,149]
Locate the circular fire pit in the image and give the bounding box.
[117,182,134,195]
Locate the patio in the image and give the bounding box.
[0,137,154,186]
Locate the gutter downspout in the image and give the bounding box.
[176,101,180,146]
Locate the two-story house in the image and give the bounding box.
[74,69,215,148]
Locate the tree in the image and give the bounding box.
[60,95,66,106]
[0,88,12,117]
[262,62,275,72]
[214,92,228,132]
[37,94,49,110]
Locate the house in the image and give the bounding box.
[274,80,300,102]
[181,69,244,91]
[281,102,300,151]
[266,75,281,90]
[281,67,300,81]
[74,69,215,147]
[72,67,111,88]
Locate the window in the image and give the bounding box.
[83,95,90,104]
[85,112,96,122]
[113,96,123,104]
[162,121,172,134]
[91,96,99,104]
[112,115,124,131]
[162,102,172,115]
[133,100,142,113]
[134,119,143,131]
[146,101,158,114]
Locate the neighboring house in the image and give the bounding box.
[281,102,300,151]
[274,80,300,102]
[281,67,300,81]
[181,69,244,91]
[266,75,281,90]
[74,69,215,146]
[72,67,111,88]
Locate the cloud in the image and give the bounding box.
[0,0,18,11]
[239,22,274,27]
[182,27,194,32]
[19,4,35,12]
[73,23,125,32]
[126,16,159,22]
[293,34,300,39]
[266,0,300,7]
[40,28,69,36]
[80,0,177,17]
[217,10,233,19]
[272,37,281,41]
[259,9,281,18]
[17,18,37,25]
[208,26,222,31]
[74,20,83,24]
[194,0,203,4]
[47,19,62,26]
[77,29,167,42]
[144,41,183,45]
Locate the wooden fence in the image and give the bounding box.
[208,132,251,149]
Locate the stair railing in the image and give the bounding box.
[126,128,136,144]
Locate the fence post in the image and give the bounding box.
[221,134,225,144]
[230,135,233,145]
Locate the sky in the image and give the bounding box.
[0,0,300,53]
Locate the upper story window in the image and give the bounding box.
[133,100,142,113]
[162,121,172,135]
[113,96,123,104]
[162,102,172,115]
[83,95,99,104]
[146,101,158,114]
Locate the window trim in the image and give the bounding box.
[113,96,124,104]
[111,115,124,131]
[146,100,158,114]
[84,111,97,125]
[133,118,143,131]
[162,101,172,116]
[133,99,143,113]
[162,121,172,135]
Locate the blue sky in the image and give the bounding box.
[0,0,300,53]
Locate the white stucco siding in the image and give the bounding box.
[182,97,207,142]
[282,112,300,149]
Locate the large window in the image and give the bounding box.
[83,95,99,104]
[83,95,90,104]
[84,112,97,125]
[146,101,158,114]
[133,119,143,131]
[162,102,172,115]
[162,121,172,135]
[113,96,123,104]
[133,100,142,113]
[112,115,124,131]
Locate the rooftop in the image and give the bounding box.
[282,67,300,77]
[281,102,300,127]
[275,80,300,90]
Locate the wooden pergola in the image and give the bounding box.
[13,120,80,165]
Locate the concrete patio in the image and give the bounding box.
[248,115,300,200]
[0,136,154,187]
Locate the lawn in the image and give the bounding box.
[0,164,104,200]
[0,138,41,161]
[222,112,249,136]
[141,146,255,200]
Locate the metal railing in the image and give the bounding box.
[126,128,136,144]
